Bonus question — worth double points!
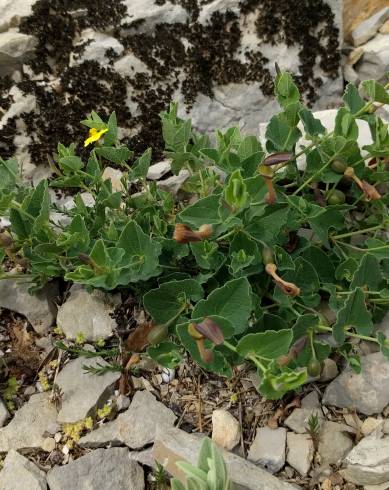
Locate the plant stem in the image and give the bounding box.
[292,158,333,195]
[316,324,379,344]
[336,290,383,296]
[216,228,238,242]
[223,340,268,371]
[335,241,389,253]
[331,224,385,240]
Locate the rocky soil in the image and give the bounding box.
[1,272,389,489]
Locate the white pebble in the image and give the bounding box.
[161,368,175,383]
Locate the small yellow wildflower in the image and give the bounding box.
[75,332,86,345]
[84,417,94,430]
[96,338,106,348]
[53,326,63,336]
[97,404,111,419]
[49,360,59,369]
[38,371,50,391]
[230,393,238,404]
[84,127,108,147]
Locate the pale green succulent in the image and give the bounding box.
[171,437,234,490]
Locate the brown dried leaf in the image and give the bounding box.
[125,322,154,352]
[10,323,40,367]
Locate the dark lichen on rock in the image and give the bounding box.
[1,0,341,163]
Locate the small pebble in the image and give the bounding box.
[42,437,56,452]
[161,368,175,383]
[54,432,62,443]
[24,386,36,396]
[116,395,130,411]
[361,417,382,436]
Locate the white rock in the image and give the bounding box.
[161,367,175,384]
[0,0,35,31]
[116,394,131,412]
[41,437,56,453]
[114,54,149,77]
[157,169,190,194]
[248,426,286,473]
[340,431,389,485]
[128,448,156,468]
[301,391,321,409]
[0,30,36,75]
[364,482,389,490]
[80,390,176,449]
[56,355,121,424]
[0,398,9,427]
[198,0,241,24]
[344,64,359,84]
[62,192,95,211]
[122,0,188,29]
[318,421,354,466]
[362,418,384,437]
[319,358,339,382]
[380,19,389,34]
[355,34,389,83]
[286,433,314,476]
[147,160,171,180]
[0,279,57,335]
[47,448,144,490]
[284,408,324,434]
[72,29,124,66]
[57,284,120,341]
[212,409,240,451]
[102,166,124,192]
[323,352,389,416]
[351,7,389,46]
[0,450,47,490]
[0,86,36,130]
[0,393,58,452]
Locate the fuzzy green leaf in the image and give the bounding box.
[179,194,221,228]
[343,83,365,115]
[192,277,252,334]
[362,80,389,104]
[274,72,300,108]
[144,279,203,325]
[333,287,373,343]
[350,254,382,290]
[95,146,132,165]
[117,220,161,281]
[299,108,325,137]
[237,329,292,360]
[147,341,183,368]
[265,114,301,152]
[259,368,307,400]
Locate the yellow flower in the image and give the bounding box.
[84,127,108,147]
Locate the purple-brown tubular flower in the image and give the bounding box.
[187,318,224,364]
[194,318,224,345]
[173,223,213,244]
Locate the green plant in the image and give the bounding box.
[306,412,321,450]
[2,376,19,411]
[171,437,233,490]
[151,462,170,490]
[1,73,389,400]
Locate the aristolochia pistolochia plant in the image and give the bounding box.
[1,72,389,399]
